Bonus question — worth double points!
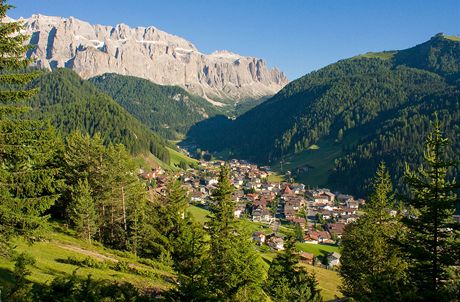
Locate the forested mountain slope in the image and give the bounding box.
[26,68,171,163]
[187,34,460,195]
[90,73,221,139]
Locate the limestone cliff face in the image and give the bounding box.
[19,14,288,104]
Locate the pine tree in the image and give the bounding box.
[340,162,411,301]
[0,1,61,249]
[294,222,304,242]
[266,238,322,302]
[4,253,35,302]
[63,131,147,250]
[168,216,208,302]
[68,178,97,243]
[205,164,264,300]
[402,116,460,301]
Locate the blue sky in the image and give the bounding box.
[9,0,460,80]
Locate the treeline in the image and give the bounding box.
[26,68,171,163]
[90,73,221,140]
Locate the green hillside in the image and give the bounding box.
[90,73,222,140]
[27,68,171,164]
[0,224,174,294]
[187,34,460,196]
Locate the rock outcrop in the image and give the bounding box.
[18,14,288,104]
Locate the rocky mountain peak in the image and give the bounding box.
[15,14,288,104]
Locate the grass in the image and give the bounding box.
[135,152,170,171]
[266,172,285,183]
[272,126,365,187]
[259,248,342,300]
[443,34,460,42]
[134,146,198,172]
[272,137,342,187]
[166,146,198,169]
[0,224,174,291]
[187,205,210,223]
[295,242,340,257]
[302,264,342,301]
[355,51,396,60]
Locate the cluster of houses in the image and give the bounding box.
[140,159,366,268]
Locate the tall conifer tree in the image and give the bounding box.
[402,116,460,301]
[266,238,322,302]
[340,162,411,301]
[68,178,96,243]
[205,164,264,301]
[0,1,60,248]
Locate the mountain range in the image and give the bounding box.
[17,14,288,105]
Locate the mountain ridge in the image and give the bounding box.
[15,14,288,104]
[186,34,460,195]
[26,68,172,164]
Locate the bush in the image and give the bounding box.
[60,256,110,269]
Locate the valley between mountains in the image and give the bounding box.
[1,4,459,301]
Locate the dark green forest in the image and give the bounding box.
[186,34,460,196]
[25,69,171,163]
[90,73,221,140]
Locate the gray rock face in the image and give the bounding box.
[19,14,288,105]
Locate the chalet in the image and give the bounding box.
[327,223,346,238]
[232,178,244,188]
[267,235,285,250]
[337,214,358,224]
[252,231,266,245]
[288,217,307,229]
[190,191,204,203]
[206,178,218,186]
[298,252,315,265]
[282,185,293,196]
[318,210,332,221]
[252,208,274,223]
[322,191,336,202]
[337,194,354,204]
[346,200,359,209]
[327,252,341,268]
[322,205,334,212]
[234,204,246,218]
[284,208,297,220]
[253,198,268,210]
[304,230,331,244]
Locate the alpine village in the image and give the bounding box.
[0,1,459,301]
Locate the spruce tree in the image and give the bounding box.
[4,252,35,302]
[0,1,61,248]
[266,238,322,302]
[340,162,412,301]
[68,178,97,243]
[168,216,208,302]
[402,116,460,301]
[63,131,147,250]
[205,164,264,301]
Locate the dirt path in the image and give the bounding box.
[58,244,118,263]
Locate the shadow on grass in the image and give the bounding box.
[0,267,14,286]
